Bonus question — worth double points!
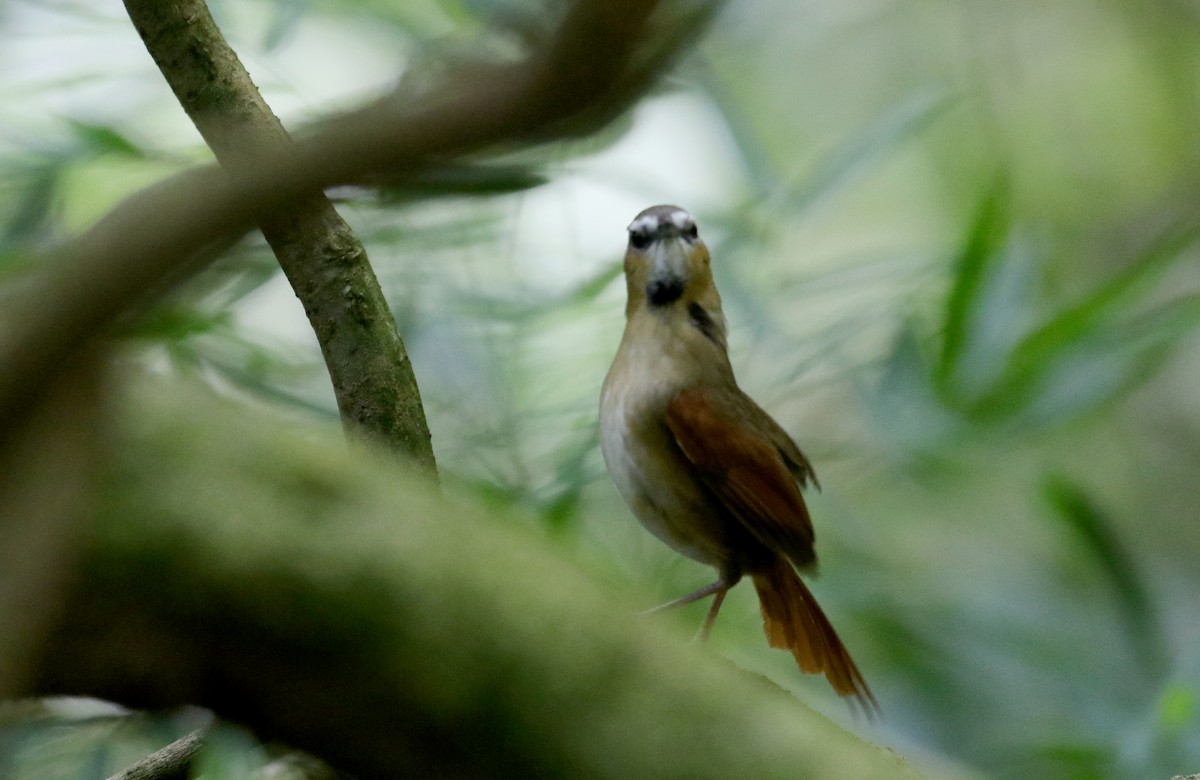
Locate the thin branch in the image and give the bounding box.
[122,0,435,474]
[107,726,209,780]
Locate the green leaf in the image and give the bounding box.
[1042,476,1165,674]
[449,262,623,322]
[783,88,958,218]
[870,320,959,453]
[3,162,63,244]
[78,742,110,780]
[935,178,1011,399]
[971,224,1199,422]
[539,422,600,531]
[1013,292,1200,427]
[190,724,264,780]
[262,0,309,51]
[565,261,623,305]
[1026,741,1114,780]
[199,347,340,423]
[374,162,549,200]
[1158,684,1196,733]
[65,119,145,159]
[123,304,226,342]
[363,212,504,249]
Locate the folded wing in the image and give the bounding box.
[664,386,818,571]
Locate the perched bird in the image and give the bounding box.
[599,204,876,712]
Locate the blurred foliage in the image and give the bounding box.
[0,704,321,780]
[3,0,1200,778]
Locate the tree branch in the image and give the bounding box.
[107,726,209,780]
[121,0,435,474]
[0,353,104,697]
[28,379,953,780]
[0,0,715,442]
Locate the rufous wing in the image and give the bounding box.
[666,386,877,713]
[664,386,817,570]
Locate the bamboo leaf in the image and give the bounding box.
[935,179,1011,400]
[65,119,144,159]
[1042,476,1166,674]
[374,163,549,200]
[565,261,623,305]
[972,225,1200,422]
[3,163,63,244]
[262,0,309,51]
[871,320,958,452]
[784,89,957,218]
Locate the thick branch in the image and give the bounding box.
[0,0,714,442]
[122,0,435,474]
[29,379,953,780]
[0,354,103,697]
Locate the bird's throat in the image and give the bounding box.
[646,276,685,306]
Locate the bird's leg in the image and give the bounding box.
[644,578,727,613]
[644,568,742,642]
[697,587,728,641]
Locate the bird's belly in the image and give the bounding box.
[600,387,731,567]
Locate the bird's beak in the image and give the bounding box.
[645,237,690,306]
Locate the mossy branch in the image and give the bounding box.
[27,379,960,780]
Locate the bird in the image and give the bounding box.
[599,204,876,713]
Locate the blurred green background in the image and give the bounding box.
[3,0,1200,778]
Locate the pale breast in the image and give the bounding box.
[599,357,733,568]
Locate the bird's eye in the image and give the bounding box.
[629,230,652,250]
[683,223,698,240]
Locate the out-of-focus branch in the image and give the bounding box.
[122,0,435,474]
[0,354,104,698]
[30,379,949,780]
[0,0,716,439]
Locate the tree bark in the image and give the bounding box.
[122,0,435,475]
[107,726,209,780]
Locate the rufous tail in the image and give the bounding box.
[751,557,879,716]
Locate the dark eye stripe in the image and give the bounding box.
[687,302,720,345]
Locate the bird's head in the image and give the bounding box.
[622,204,719,311]
[620,204,726,351]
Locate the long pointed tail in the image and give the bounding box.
[752,557,878,715]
